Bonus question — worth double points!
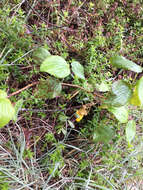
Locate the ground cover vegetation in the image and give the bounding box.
[0,0,143,189]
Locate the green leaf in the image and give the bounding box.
[0,90,7,98]
[83,81,93,92]
[105,80,132,106]
[35,78,62,99]
[40,55,70,78]
[33,47,51,63]
[110,55,142,73]
[59,113,68,122]
[108,106,128,123]
[130,76,143,106]
[93,125,114,144]
[0,98,15,128]
[13,99,23,122]
[68,120,75,128]
[71,61,85,79]
[126,120,136,144]
[96,82,110,92]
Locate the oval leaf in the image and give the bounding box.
[108,106,128,123]
[126,120,136,144]
[0,98,15,128]
[93,126,114,144]
[40,55,70,78]
[130,76,143,106]
[0,90,7,98]
[33,47,51,63]
[71,61,85,79]
[110,55,142,73]
[105,80,132,106]
[35,78,62,99]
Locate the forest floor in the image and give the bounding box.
[0,0,143,189]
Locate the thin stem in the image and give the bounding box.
[62,83,104,98]
[8,81,39,98]
[61,82,91,92]
[8,81,104,99]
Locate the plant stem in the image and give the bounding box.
[61,82,91,92]
[8,81,104,99]
[7,81,39,98]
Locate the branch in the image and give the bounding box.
[7,81,39,98]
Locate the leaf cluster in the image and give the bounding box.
[1,51,142,147]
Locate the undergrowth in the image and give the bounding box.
[0,0,143,189]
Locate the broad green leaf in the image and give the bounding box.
[0,90,7,98]
[130,77,143,106]
[0,98,15,128]
[126,120,136,144]
[35,78,62,99]
[93,125,114,144]
[33,47,51,63]
[108,106,128,123]
[96,82,110,92]
[40,55,70,78]
[110,55,142,73]
[105,80,132,106]
[71,61,85,79]
[13,99,23,122]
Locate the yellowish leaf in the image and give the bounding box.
[130,86,141,106]
[75,106,88,122]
